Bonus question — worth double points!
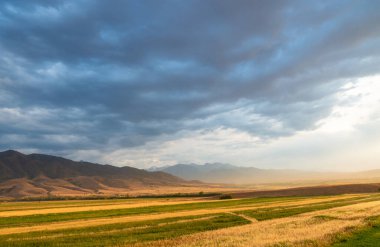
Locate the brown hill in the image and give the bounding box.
[0,150,197,199]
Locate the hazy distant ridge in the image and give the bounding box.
[149,163,380,184]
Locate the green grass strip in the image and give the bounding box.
[332,216,380,247]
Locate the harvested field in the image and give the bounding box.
[0,191,380,246]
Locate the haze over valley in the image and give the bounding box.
[149,163,380,184]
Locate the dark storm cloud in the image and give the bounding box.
[0,0,380,153]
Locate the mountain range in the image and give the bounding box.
[0,150,194,199]
[149,163,380,184]
[2,150,380,200]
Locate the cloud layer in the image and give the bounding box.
[1,0,380,168]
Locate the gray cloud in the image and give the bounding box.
[0,0,380,160]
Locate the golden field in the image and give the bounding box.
[1,190,380,246]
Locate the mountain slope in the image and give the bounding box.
[151,163,380,184]
[0,150,192,199]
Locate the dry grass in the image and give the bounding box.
[0,194,362,236]
[135,200,380,247]
[2,193,379,247]
[0,194,358,218]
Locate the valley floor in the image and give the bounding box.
[1,193,380,246]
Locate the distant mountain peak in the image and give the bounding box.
[203,163,236,169]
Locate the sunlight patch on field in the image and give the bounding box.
[146,200,380,247]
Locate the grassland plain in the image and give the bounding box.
[0,193,380,246]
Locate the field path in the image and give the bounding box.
[228,212,257,223]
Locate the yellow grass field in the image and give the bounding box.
[149,200,380,247]
[1,193,380,246]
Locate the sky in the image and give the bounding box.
[0,0,380,171]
